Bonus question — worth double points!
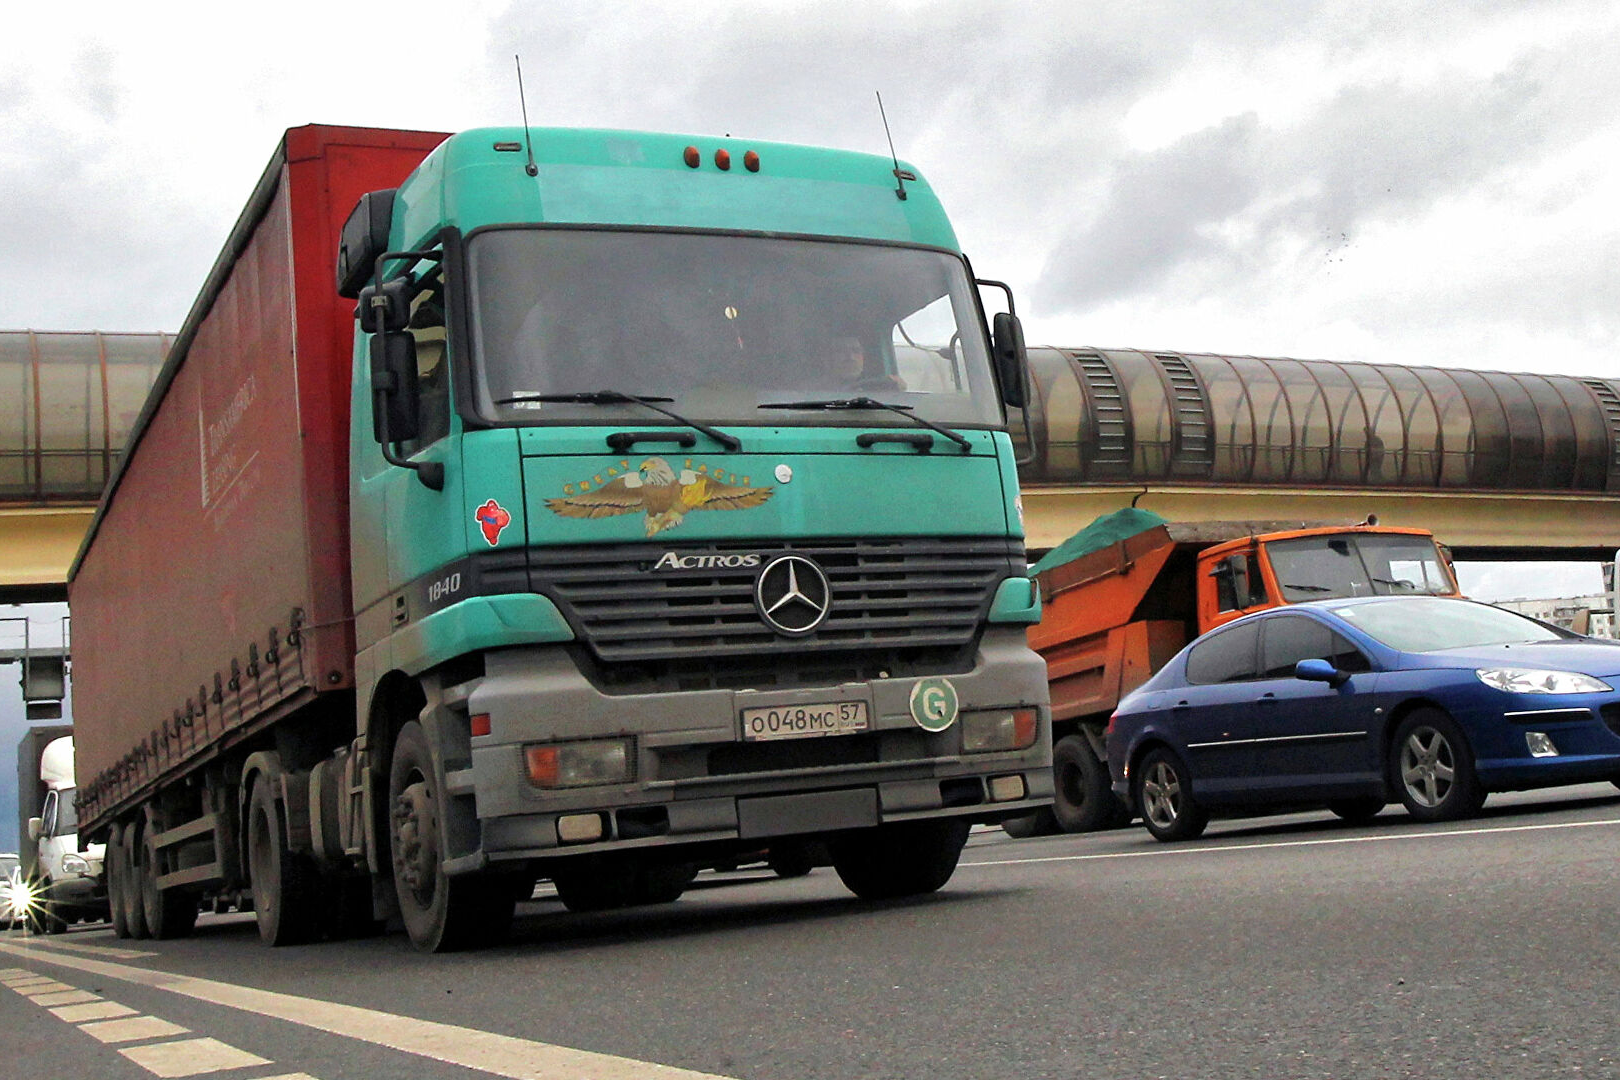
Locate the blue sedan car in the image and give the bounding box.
[1107,596,1620,841]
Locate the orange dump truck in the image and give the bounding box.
[1012,508,1460,834]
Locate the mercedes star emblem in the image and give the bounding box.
[754,554,832,636]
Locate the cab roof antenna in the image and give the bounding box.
[515,55,538,177]
[875,91,914,201]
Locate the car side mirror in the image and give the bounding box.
[991,312,1029,408]
[1295,658,1347,687]
[27,817,42,842]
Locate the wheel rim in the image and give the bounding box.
[249,803,275,921]
[393,773,439,908]
[1141,761,1181,829]
[1400,726,1456,808]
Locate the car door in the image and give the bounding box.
[1249,614,1380,795]
[1169,620,1262,801]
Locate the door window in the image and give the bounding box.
[41,790,57,838]
[1185,621,1261,684]
[1261,615,1372,677]
[1213,553,1267,613]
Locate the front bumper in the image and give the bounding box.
[458,627,1053,864]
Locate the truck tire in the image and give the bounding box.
[108,824,131,939]
[1001,808,1060,838]
[767,842,815,879]
[42,886,69,933]
[247,775,320,946]
[140,831,197,939]
[830,819,970,901]
[122,822,152,940]
[389,721,515,951]
[1051,734,1129,833]
[552,859,697,912]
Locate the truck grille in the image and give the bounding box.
[529,537,1019,690]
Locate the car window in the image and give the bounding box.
[1185,621,1261,684]
[1212,553,1268,613]
[1260,616,1373,677]
[1335,596,1568,651]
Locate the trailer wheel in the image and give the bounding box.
[1051,734,1128,833]
[830,819,970,901]
[389,721,515,951]
[247,776,319,946]
[140,831,197,939]
[122,822,151,940]
[107,825,131,939]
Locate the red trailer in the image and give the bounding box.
[70,126,447,852]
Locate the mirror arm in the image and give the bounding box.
[373,389,445,490]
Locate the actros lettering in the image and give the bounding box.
[651,552,762,571]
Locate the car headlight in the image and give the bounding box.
[1476,668,1612,694]
[61,854,90,875]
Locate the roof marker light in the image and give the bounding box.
[714,148,732,171]
[683,146,701,168]
[744,150,760,172]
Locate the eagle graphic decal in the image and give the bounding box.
[545,457,774,536]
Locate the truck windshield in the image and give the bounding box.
[466,229,1002,428]
[1266,533,1455,603]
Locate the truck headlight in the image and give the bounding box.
[524,738,633,788]
[61,854,90,876]
[1476,668,1612,695]
[962,709,1039,752]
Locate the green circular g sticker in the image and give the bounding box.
[909,678,960,732]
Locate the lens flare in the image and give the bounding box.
[1,867,44,930]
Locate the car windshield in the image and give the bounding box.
[466,229,1002,428]
[1266,533,1454,602]
[1333,597,1568,652]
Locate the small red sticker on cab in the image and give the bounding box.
[475,499,512,546]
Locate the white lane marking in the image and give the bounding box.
[120,1037,271,1078]
[80,1015,191,1044]
[0,940,739,1080]
[252,1075,322,1080]
[18,937,157,960]
[30,988,101,1006]
[19,978,74,994]
[961,815,1620,868]
[52,1000,139,1022]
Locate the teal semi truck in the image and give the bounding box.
[70,124,1052,952]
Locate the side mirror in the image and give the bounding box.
[991,312,1029,408]
[370,332,421,444]
[1295,658,1347,687]
[27,817,42,842]
[337,189,397,298]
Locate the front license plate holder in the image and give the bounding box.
[740,700,870,741]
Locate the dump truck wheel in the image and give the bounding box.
[247,775,320,946]
[389,721,515,951]
[141,830,197,939]
[1051,735,1127,833]
[830,819,969,900]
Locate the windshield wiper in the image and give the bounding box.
[494,390,742,452]
[1280,582,1335,593]
[758,396,972,452]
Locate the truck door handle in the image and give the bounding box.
[606,430,697,452]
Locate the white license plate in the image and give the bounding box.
[740,700,870,741]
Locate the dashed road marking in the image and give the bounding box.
[16,936,158,960]
[119,1037,271,1078]
[31,988,101,1005]
[0,939,739,1080]
[81,1014,191,1044]
[960,814,1620,868]
[19,978,74,994]
[51,999,138,1022]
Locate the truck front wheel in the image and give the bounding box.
[389,721,515,951]
[830,819,970,900]
[247,776,319,946]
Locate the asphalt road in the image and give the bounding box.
[5,783,1619,1080]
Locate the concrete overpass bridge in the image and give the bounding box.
[1,331,1615,603]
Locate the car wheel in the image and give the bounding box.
[1327,797,1385,823]
[1051,735,1130,833]
[1134,747,1208,842]
[1391,709,1485,822]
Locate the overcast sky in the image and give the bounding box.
[3,1,1616,600]
[5,0,1619,378]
